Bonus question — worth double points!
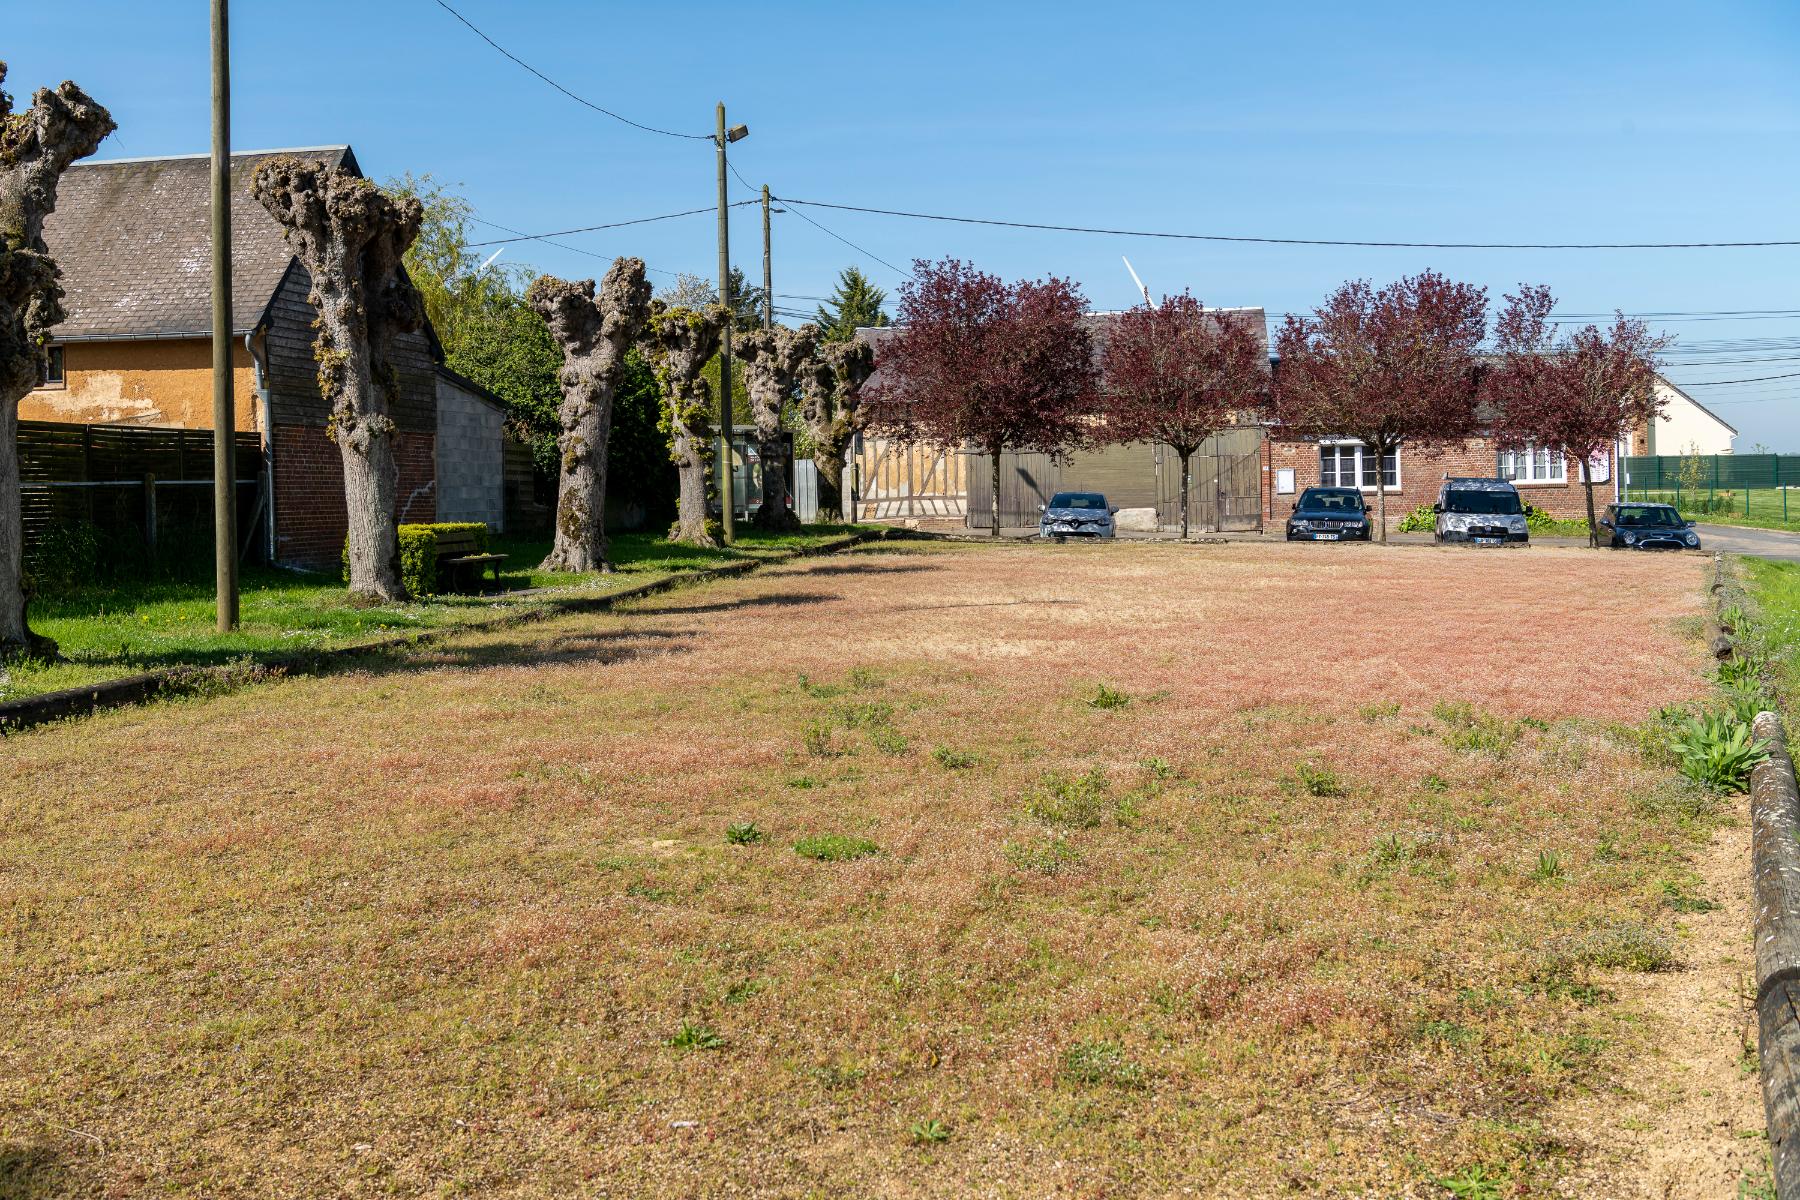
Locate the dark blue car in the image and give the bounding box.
[1285,487,1372,541]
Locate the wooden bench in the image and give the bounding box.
[433,527,508,592]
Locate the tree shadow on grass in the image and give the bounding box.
[342,627,701,678]
[0,1143,84,1200]
[624,591,837,617]
[778,561,945,579]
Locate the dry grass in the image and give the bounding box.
[0,540,1722,1197]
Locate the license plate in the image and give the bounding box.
[1474,537,1502,545]
[1053,524,1074,532]
[1314,532,1340,540]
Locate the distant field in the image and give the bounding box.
[0,540,1751,1197]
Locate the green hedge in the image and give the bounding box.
[343,522,489,597]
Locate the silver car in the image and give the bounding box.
[1039,492,1118,540]
[1434,478,1530,545]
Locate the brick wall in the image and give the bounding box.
[273,424,436,570]
[1264,436,1620,526]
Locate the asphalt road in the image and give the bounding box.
[1695,523,1800,562]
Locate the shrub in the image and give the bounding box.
[1667,713,1768,793]
[931,745,979,770]
[1085,684,1131,710]
[1061,1040,1146,1089]
[794,834,879,862]
[1396,504,1436,533]
[725,821,764,845]
[341,521,488,597]
[908,1119,949,1145]
[1005,835,1081,876]
[1295,763,1344,798]
[666,1020,724,1051]
[1023,768,1117,828]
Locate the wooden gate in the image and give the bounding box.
[1154,427,1264,532]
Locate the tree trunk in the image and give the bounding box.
[990,448,1002,537]
[319,290,406,604]
[815,443,847,526]
[1583,470,1599,549]
[0,394,55,658]
[668,422,716,547]
[751,426,798,531]
[528,264,652,572]
[1375,468,1389,544]
[0,72,115,656]
[1179,448,1192,540]
[545,377,614,572]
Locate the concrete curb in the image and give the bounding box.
[0,528,904,736]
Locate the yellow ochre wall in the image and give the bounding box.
[21,339,261,430]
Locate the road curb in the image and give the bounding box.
[0,528,903,736]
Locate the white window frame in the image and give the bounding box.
[1318,440,1400,492]
[1498,445,1566,486]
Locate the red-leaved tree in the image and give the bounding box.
[863,259,1097,536]
[1100,293,1270,538]
[1273,272,1488,542]
[1484,284,1669,547]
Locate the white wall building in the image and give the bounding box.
[1646,378,1737,456]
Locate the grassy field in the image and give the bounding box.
[1628,487,1800,533]
[0,540,1745,1197]
[2,527,863,702]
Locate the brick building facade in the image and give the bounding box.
[29,145,467,572]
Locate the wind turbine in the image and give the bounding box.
[1121,256,1152,308]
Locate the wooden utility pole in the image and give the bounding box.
[714,102,736,545]
[761,184,773,330]
[210,0,239,629]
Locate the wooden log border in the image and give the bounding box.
[0,527,928,736]
[1754,709,1800,1197]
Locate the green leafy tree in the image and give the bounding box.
[815,267,889,342]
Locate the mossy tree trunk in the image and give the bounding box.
[738,324,819,532]
[0,66,115,657]
[799,338,874,525]
[251,156,424,604]
[528,260,652,573]
[643,302,725,547]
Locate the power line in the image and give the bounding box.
[779,197,1800,251]
[1682,370,1800,386]
[776,202,914,280]
[429,0,711,141]
[468,202,757,247]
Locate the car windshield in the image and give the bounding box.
[1614,504,1682,528]
[1443,489,1522,515]
[1048,493,1107,510]
[1296,488,1363,513]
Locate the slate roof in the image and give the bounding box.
[41,146,359,342]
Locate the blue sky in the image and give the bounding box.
[9,0,1800,445]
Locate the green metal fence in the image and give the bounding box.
[1622,454,1800,524]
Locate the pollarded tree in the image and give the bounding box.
[253,157,425,603]
[643,301,726,546]
[526,258,653,573]
[737,322,818,531]
[0,66,114,656]
[863,259,1098,537]
[1273,271,1488,542]
[1100,293,1270,538]
[1485,284,1669,547]
[797,338,874,523]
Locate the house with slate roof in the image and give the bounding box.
[22,145,506,569]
